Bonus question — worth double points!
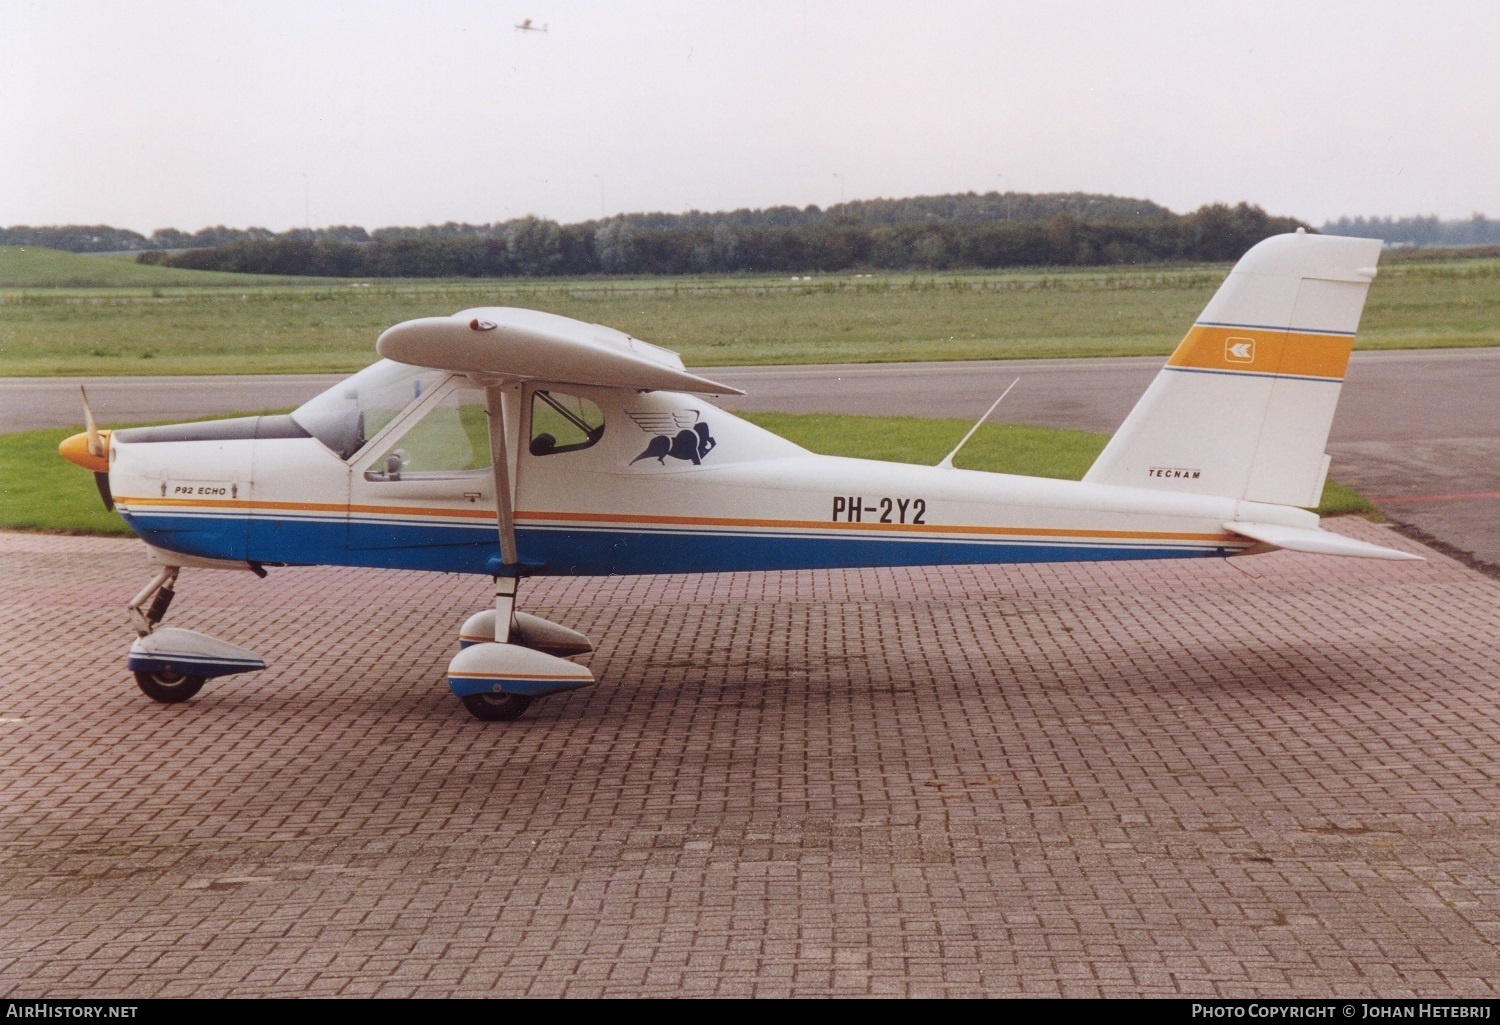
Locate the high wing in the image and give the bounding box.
[376,307,743,396]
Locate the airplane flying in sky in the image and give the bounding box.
[59,230,1416,721]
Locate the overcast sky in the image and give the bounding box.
[4,1,1496,233]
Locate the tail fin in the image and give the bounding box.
[1082,230,1382,507]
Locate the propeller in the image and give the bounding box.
[81,385,105,457]
[58,386,114,511]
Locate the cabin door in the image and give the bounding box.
[346,377,515,571]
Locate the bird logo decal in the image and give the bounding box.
[628,410,718,466]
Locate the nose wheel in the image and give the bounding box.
[133,669,206,704]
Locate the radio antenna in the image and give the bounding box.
[937,377,1020,469]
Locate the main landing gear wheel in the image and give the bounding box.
[461,692,533,722]
[133,669,206,704]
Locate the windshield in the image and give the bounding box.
[291,360,450,460]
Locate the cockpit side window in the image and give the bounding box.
[291,360,448,460]
[364,383,492,481]
[529,390,605,457]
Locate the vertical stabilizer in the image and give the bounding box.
[1081,231,1382,507]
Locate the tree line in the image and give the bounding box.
[12,196,1498,268]
[134,201,1306,278]
[0,223,375,254]
[0,190,1229,258]
[1320,214,1500,247]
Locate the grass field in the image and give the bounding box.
[1,412,1375,537]
[2,246,1497,376]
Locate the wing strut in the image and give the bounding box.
[485,384,518,643]
[445,383,595,718]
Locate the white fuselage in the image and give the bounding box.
[105,373,1313,577]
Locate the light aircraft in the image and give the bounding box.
[59,230,1418,721]
[515,18,547,32]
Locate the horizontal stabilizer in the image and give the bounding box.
[1224,521,1423,561]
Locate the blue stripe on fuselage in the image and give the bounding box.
[118,510,1234,576]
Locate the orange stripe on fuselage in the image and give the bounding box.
[1167,324,1353,380]
[114,496,497,520]
[517,509,1235,544]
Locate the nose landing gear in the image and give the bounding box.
[125,565,266,704]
